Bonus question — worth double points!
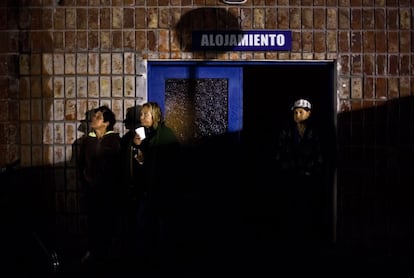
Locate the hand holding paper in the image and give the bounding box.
[135,127,146,140]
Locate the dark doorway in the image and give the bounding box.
[146,60,336,271]
[243,63,335,152]
[241,62,336,251]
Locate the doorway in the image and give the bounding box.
[242,62,337,247]
[147,60,337,252]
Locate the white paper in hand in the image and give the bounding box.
[135,127,146,140]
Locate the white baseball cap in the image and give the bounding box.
[291,99,312,110]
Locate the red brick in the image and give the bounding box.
[376,55,386,75]
[400,55,410,75]
[352,55,362,75]
[351,9,361,29]
[375,78,387,98]
[124,8,135,28]
[363,54,374,75]
[351,31,361,52]
[388,55,398,75]
[112,31,123,49]
[88,31,99,50]
[387,31,398,53]
[338,8,349,29]
[76,9,87,29]
[375,31,386,53]
[362,9,374,29]
[374,9,385,29]
[363,77,374,98]
[362,31,374,52]
[88,8,99,29]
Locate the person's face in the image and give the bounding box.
[293,107,311,124]
[140,106,154,128]
[91,111,108,131]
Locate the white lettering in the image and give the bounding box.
[229,35,238,46]
[238,34,249,46]
[276,34,285,46]
[216,34,224,46]
[198,32,288,49]
[201,35,210,46]
[209,34,215,46]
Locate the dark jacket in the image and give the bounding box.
[120,130,144,201]
[275,123,324,178]
[78,131,122,197]
[138,123,181,208]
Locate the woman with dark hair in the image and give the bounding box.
[77,105,122,272]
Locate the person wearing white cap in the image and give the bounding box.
[273,98,325,256]
[291,98,312,111]
[290,98,313,138]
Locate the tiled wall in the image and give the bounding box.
[0,0,412,247]
[18,52,145,166]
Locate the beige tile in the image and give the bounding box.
[65,8,76,29]
[31,99,42,121]
[87,76,99,98]
[75,99,87,122]
[100,31,111,50]
[326,8,338,29]
[351,77,363,99]
[43,98,53,121]
[112,76,123,97]
[20,77,30,98]
[54,77,64,98]
[100,53,111,75]
[32,146,43,166]
[111,99,123,124]
[124,52,135,74]
[100,76,111,97]
[19,100,30,121]
[65,54,76,75]
[65,77,76,98]
[147,8,158,29]
[31,123,42,145]
[112,53,123,74]
[53,54,64,75]
[19,55,30,75]
[20,123,32,144]
[88,53,99,74]
[44,123,53,144]
[43,77,53,97]
[97,99,109,109]
[124,76,135,97]
[30,76,42,98]
[88,100,99,111]
[54,99,65,121]
[20,145,32,167]
[77,77,87,98]
[66,99,77,121]
[253,8,265,29]
[54,145,66,164]
[53,122,65,144]
[31,54,42,75]
[112,8,123,28]
[65,123,77,145]
[76,53,87,74]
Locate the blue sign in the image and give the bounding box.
[192,30,292,51]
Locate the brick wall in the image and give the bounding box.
[0,0,412,249]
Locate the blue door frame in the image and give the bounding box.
[148,61,243,133]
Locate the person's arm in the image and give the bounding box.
[132,133,145,164]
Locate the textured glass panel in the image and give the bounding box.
[165,78,228,143]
